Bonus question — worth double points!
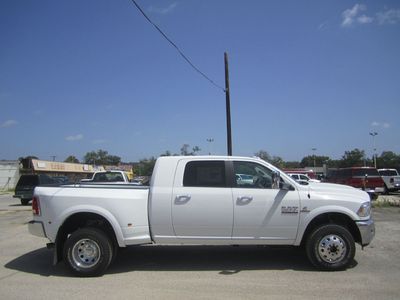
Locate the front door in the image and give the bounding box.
[232,160,300,244]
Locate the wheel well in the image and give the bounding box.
[55,212,117,263]
[301,213,361,246]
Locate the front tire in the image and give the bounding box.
[63,227,113,277]
[306,224,355,271]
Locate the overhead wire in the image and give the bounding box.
[130,0,226,92]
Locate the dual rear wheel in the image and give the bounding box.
[63,227,114,277]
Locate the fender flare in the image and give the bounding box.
[56,205,125,247]
[295,205,359,245]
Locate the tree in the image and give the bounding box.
[284,161,301,169]
[160,150,173,157]
[339,148,366,168]
[180,144,201,156]
[83,150,121,165]
[377,151,400,169]
[300,155,331,168]
[84,151,98,164]
[254,150,284,168]
[133,157,157,176]
[254,150,271,162]
[106,155,121,165]
[270,156,285,169]
[64,155,79,163]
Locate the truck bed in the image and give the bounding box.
[33,184,152,247]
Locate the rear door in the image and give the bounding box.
[171,159,233,240]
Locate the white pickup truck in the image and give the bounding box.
[28,156,375,276]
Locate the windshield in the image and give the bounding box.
[93,172,125,182]
[17,175,38,187]
[353,169,380,177]
[379,170,399,176]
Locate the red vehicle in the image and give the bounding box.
[326,167,385,199]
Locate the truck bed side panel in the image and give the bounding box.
[35,186,151,246]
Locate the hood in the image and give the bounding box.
[298,182,370,203]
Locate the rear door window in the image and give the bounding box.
[183,161,226,187]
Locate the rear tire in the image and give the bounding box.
[20,199,30,205]
[63,227,113,277]
[306,224,355,271]
[383,185,389,195]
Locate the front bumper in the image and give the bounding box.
[28,220,47,238]
[356,219,375,247]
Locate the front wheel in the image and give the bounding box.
[63,227,113,277]
[306,224,355,271]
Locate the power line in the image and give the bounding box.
[130,0,225,92]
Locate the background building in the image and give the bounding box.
[0,161,20,191]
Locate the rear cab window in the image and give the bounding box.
[183,161,226,187]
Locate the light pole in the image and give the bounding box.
[369,132,378,168]
[206,138,214,155]
[311,148,317,170]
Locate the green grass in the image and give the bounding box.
[0,188,14,195]
[372,201,393,208]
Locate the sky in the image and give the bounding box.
[1,0,399,163]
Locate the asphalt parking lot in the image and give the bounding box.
[0,193,399,300]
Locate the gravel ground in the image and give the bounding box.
[0,194,399,300]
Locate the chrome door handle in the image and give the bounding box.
[236,196,253,205]
[175,195,191,204]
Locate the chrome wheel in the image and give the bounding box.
[71,238,101,269]
[318,234,346,264]
[306,224,355,270]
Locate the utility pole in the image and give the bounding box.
[224,52,232,156]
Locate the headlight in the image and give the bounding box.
[357,202,371,218]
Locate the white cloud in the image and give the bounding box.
[148,2,177,15]
[341,4,373,27]
[318,21,328,31]
[371,121,391,129]
[65,134,84,141]
[341,5,400,28]
[377,9,400,25]
[357,15,374,24]
[0,119,18,128]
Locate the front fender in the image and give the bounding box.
[295,205,359,245]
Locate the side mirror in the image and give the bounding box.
[272,171,280,189]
